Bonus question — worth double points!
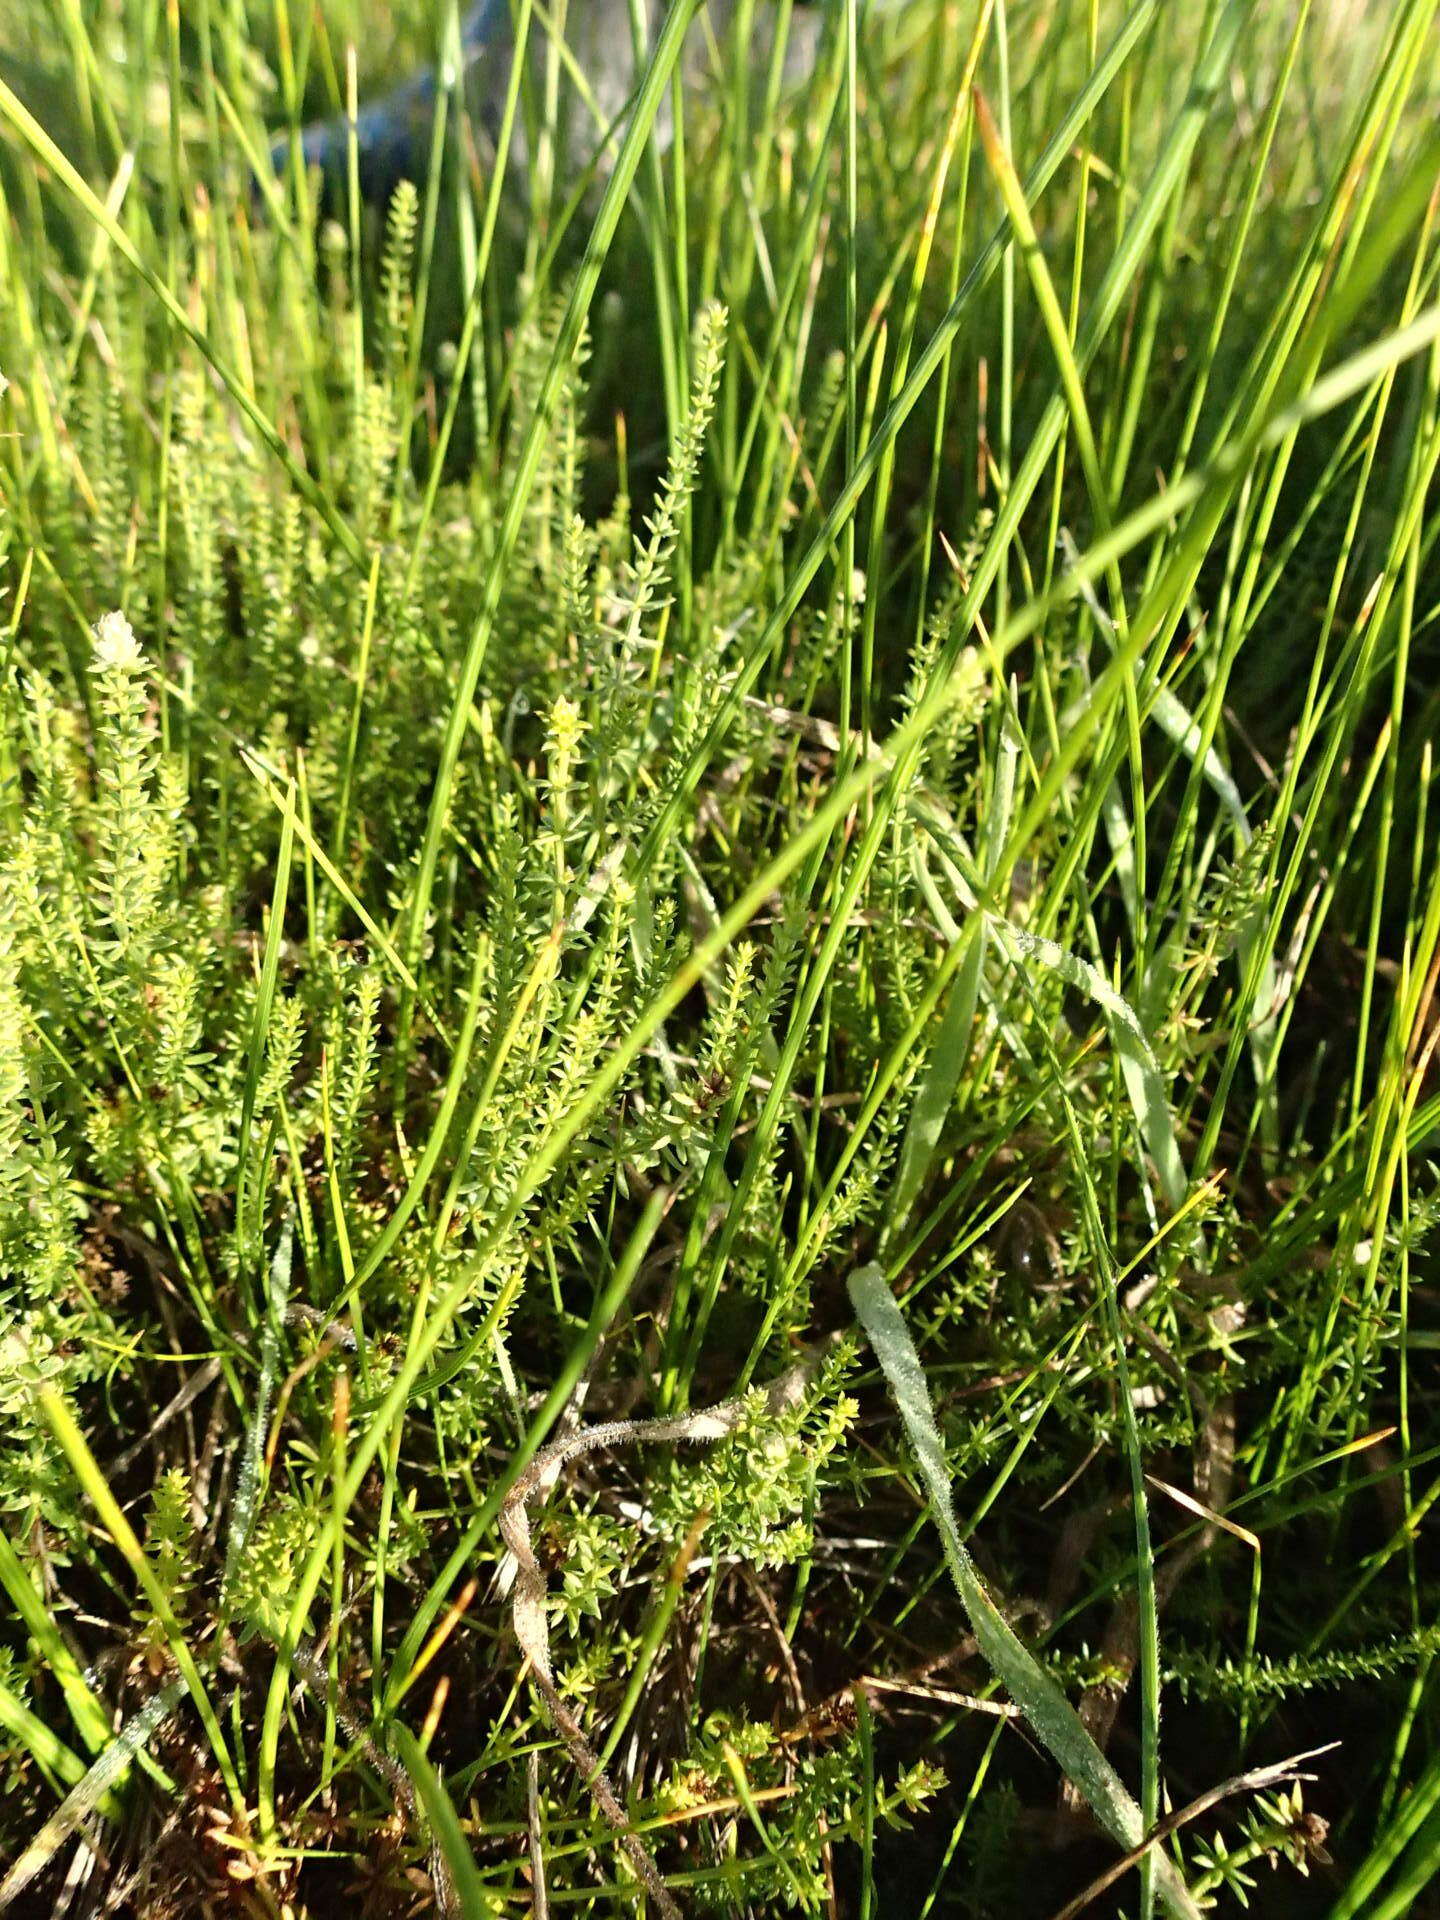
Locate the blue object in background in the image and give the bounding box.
[272,0,819,204]
[273,0,509,203]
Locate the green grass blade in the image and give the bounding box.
[0,1680,184,1913]
[390,1723,495,1919]
[848,1264,1201,1920]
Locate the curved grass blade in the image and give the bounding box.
[848,1264,1201,1920]
[0,1528,111,1759]
[0,1680,184,1913]
[390,1723,495,1920]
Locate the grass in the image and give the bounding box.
[0,0,1438,1913]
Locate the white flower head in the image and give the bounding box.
[92,609,142,674]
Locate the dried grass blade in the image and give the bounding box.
[0,1681,185,1913]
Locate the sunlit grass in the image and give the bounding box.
[0,0,1437,1913]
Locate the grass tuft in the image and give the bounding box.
[0,0,1438,1912]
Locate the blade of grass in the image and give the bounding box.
[391,1723,493,1919]
[0,1680,184,1914]
[849,1264,1199,1919]
[34,1387,243,1815]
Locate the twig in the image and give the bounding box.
[740,1565,806,1718]
[526,1749,549,1920]
[497,1346,833,1920]
[289,1645,458,1919]
[1048,1745,1339,1920]
[861,1676,1019,1718]
[111,1358,224,1475]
